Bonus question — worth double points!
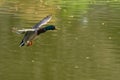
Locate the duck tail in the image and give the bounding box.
[19,40,25,47]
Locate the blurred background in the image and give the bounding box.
[0,0,120,80]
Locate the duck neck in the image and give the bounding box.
[44,26,54,30]
[37,27,52,35]
[37,25,55,35]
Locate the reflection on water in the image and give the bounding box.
[0,0,120,80]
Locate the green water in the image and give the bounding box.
[0,0,120,80]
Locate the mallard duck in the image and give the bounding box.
[19,15,56,47]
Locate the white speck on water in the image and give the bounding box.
[69,15,74,18]
[75,37,78,40]
[32,60,35,62]
[74,65,79,69]
[86,57,90,59]
[108,37,112,40]
[102,23,105,25]
[83,17,88,23]
[68,21,71,23]
[81,17,88,27]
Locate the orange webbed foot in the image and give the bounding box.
[27,41,33,46]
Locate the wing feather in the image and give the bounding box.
[32,15,52,29]
[15,29,35,34]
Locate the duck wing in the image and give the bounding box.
[17,29,35,34]
[32,15,52,29]
[12,27,35,34]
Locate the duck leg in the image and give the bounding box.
[27,41,33,46]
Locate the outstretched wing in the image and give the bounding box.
[32,15,52,29]
[12,15,52,34]
[12,28,35,34]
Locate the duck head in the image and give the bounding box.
[44,25,56,30]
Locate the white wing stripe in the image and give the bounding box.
[17,29,35,32]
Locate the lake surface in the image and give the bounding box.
[0,0,120,80]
